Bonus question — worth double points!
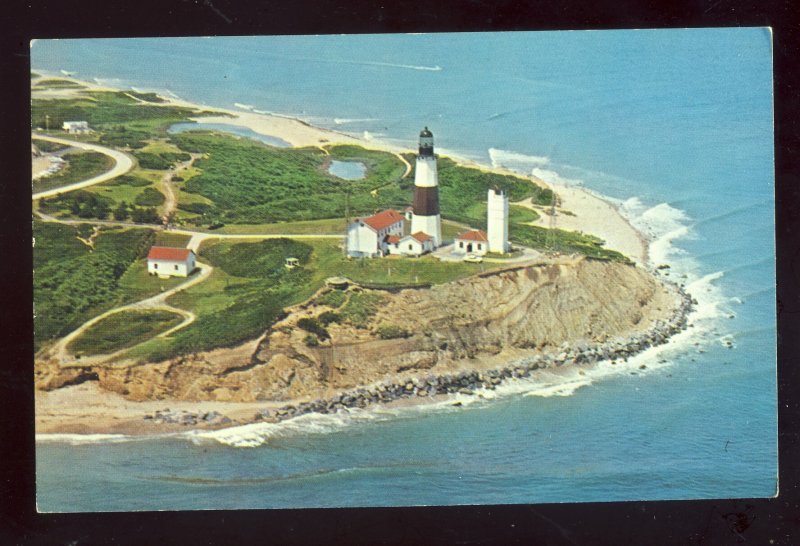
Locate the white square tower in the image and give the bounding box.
[487,188,510,253]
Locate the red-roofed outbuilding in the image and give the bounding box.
[147,246,196,277]
[454,230,489,255]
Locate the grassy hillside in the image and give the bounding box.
[33,223,159,350]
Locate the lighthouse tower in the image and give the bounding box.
[487,187,510,253]
[410,127,442,247]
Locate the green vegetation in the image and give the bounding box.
[297,317,330,340]
[33,224,157,350]
[32,139,68,153]
[32,151,114,194]
[68,310,183,356]
[127,91,166,103]
[339,291,386,328]
[509,224,630,262]
[31,90,207,148]
[155,232,192,247]
[133,150,191,169]
[308,239,479,286]
[375,323,409,339]
[138,238,317,361]
[402,153,553,225]
[34,79,85,88]
[31,71,39,79]
[317,289,347,308]
[134,187,166,206]
[103,173,152,187]
[214,218,347,235]
[318,311,341,326]
[39,190,113,219]
[171,133,408,225]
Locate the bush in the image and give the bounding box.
[108,174,151,187]
[376,324,409,339]
[303,334,319,347]
[134,187,166,206]
[318,311,341,326]
[297,317,329,340]
[317,289,346,308]
[40,189,113,220]
[340,291,385,328]
[130,206,161,224]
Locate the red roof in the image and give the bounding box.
[363,209,405,231]
[147,246,194,262]
[386,235,402,244]
[410,231,432,243]
[456,229,488,242]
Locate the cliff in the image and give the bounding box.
[35,256,682,404]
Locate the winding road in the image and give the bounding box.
[31,134,134,200]
[52,263,214,366]
[33,134,346,363]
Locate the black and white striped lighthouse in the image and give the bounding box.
[410,127,442,247]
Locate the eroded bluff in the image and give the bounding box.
[41,257,679,402]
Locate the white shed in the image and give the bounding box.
[454,229,489,256]
[147,246,196,278]
[62,121,91,134]
[391,231,434,257]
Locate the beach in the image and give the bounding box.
[31,34,776,509]
[33,74,660,437]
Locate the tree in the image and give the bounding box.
[113,201,129,221]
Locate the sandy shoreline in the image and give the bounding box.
[33,73,656,437]
[32,71,648,264]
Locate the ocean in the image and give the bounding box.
[31,29,776,511]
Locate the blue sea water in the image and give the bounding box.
[31,29,776,511]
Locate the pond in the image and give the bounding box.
[167,122,291,148]
[328,160,366,180]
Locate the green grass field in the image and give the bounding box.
[32,151,115,194]
[68,309,184,356]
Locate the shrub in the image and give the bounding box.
[303,334,319,347]
[297,317,329,340]
[317,289,346,308]
[376,324,409,340]
[318,311,341,326]
[134,187,166,206]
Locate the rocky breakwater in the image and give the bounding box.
[252,282,694,423]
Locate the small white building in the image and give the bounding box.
[454,229,489,256]
[147,246,196,278]
[62,121,91,134]
[346,209,405,258]
[386,231,434,257]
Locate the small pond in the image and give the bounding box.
[328,160,366,180]
[167,122,291,148]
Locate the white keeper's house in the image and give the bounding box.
[62,121,91,134]
[147,246,197,278]
[454,229,489,256]
[346,209,405,258]
[386,231,435,257]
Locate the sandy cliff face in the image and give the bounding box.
[35,257,679,403]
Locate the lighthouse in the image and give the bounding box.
[411,127,442,247]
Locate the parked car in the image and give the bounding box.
[463,254,483,263]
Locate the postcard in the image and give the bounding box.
[32,30,776,511]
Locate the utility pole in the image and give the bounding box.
[45,114,50,132]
